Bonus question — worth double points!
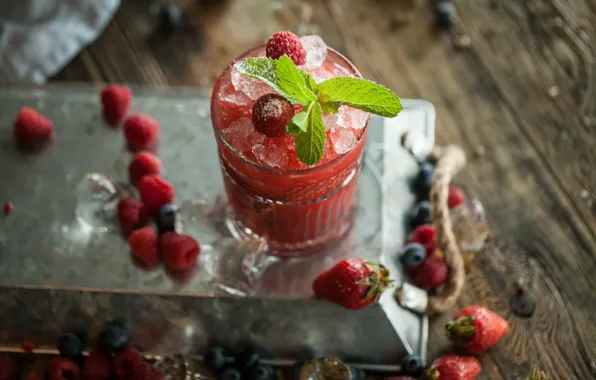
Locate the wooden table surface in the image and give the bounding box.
[52,0,596,378]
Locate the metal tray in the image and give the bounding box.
[0,86,435,372]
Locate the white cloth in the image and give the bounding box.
[0,0,120,84]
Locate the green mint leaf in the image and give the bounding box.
[301,71,319,95]
[318,77,403,117]
[295,102,326,165]
[276,55,318,105]
[321,102,340,114]
[234,58,298,103]
[287,102,314,135]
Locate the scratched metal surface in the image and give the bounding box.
[0,86,433,370]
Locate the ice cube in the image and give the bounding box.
[220,84,251,107]
[337,106,368,130]
[252,140,289,169]
[300,35,328,68]
[331,128,357,154]
[450,198,490,251]
[231,68,273,100]
[221,118,265,155]
[323,113,339,131]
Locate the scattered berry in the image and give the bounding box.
[312,259,393,310]
[123,114,160,151]
[133,363,164,380]
[160,232,200,272]
[128,227,160,267]
[57,333,84,360]
[410,201,432,229]
[203,346,229,372]
[13,107,53,148]
[510,280,536,318]
[156,204,179,235]
[400,243,426,268]
[82,347,113,380]
[435,1,456,29]
[46,357,80,380]
[3,202,14,216]
[118,198,149,234]
[447,186,466,209]
[219,366,242,380]
[252,94,295,138]
[129,152,162,186]
[426,355,481,380]
[248,364,275,380]
[0,356,15,380]
[138,175,175,215]
[446,306,510,354]
[21,340,37,353]
[410,224,437,255]
[100,85,132,126]
[160,4,182,34]
[114,346,142,379]
[412,162,434,199]
[97,320,130,353]
[401,354,424,378]
[408,256,448,289]
[265,31,307,65]
[25,370,44,380]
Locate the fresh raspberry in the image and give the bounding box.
[123,114,160,151]
[113,346,142,380]
[82,347,113,380]
[447,186,466,209]
[160,232,200,272]
[13,107,53,148]
[128,227,160,267]
[3,202,14,216]
[25,370,44,380]
[408,256,448,289]
[118,198,149,234]
[0,356,15,380]
[265,31,307,65]
[252,94,295,138]
[410,225,437,255]
[100,85,132,126]
[132,363,164,380]
[21,340,38,352]
[129,152,162,186]
[46,357,80,380]
[138,175,175,215]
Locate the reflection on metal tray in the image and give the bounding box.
[0,86,434,371]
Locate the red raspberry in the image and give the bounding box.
[21,340,37,353]
[408,256,448,289]
[129,227,160,267]
[132,363,164,380]
[46,357,80,380]
[82,347,113,380]
[0,356,15,380]
[101,85,132,126]
[447,186,466,209]
[3,202,14,216]
[410,225,436,255]
[13,107,53,148]
[118,198,149,234]
[123,114,160,151]
[265,31,307,65]
[252,94,295,138]
[25,370,44,380]
[113,346,142,380]
[129,152,162,186]
[160,232,200,272]
[138,175,175,215]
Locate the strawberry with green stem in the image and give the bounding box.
[312,259,393,310]
[526,367,548,380]
[426,355,481,380]
[446,306,510,354]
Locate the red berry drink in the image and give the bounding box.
[211,33,399,256]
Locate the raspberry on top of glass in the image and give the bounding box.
[215,31,402,169]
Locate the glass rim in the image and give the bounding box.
[211,45,372,175]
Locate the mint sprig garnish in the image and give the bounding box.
[234,54,402,166]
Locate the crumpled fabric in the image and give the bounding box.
[0,0,120,84]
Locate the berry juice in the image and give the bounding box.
[211,36,370,256]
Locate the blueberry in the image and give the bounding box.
[160,4,182,34]
[436,1,456,29]
[412,162,434,199]
[219,365,242,380]
[236,350,260,371]
[350,366,366,380]
[57,333,83,360]
[248,364,275,380]
[97,320,130,353]
[401,354,424,377]
[156,204,179,235]
[410,201,432,229]
[400,243,426,268]
[204,346,230,372]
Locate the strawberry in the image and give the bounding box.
[252,94,295,137]
[410,224,436,255]
[446,306,510,354]
[13,107,53,148]
[100,85,132,126]
[265,31,307,65]
[407,256,447,289]
[426,355,481,380]
[447,186,466,209]
[312,259,393,310]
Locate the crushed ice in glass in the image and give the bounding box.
[450,198,490,251]
[221,117,265,155]
[231,68,273,100]
[331,128,357,154]
[252,140,289,168]
[300,35,328,68]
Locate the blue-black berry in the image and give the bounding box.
[401,353,424,377]
[160,4,182,34]
[436,1,456,29]
[204,346,229,372]
[97,320,130,353]
[156,204,179,235]
[410,201,432,229]
[350,366,366,380]
[236,350,260,371]
[57,333,84,360]
[412,162,434,199]
[248,364,275,380]
[400,243,426,268]
[219,365,242,380]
